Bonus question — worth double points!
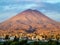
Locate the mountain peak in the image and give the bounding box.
[25,9,33,11]
[23,9,39,12]
[0,9,60,34]
[20,9,43,15]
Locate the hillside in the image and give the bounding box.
[0,9,60,34]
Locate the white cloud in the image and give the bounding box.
[0,0,60,22]
[43,11,60,22]
[0,0,44,4]
[0,0,60,3]
[1,2,43,12]
[43,0,60,3]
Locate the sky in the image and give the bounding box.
[0,0,60,22]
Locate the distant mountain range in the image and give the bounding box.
[0,9,60,34]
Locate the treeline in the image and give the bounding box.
[0,35,60,45]
[0,39,60,45]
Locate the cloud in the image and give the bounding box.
[34,2,60,13]
[43,0,60,3]
[0,0,60,22]
[0,0,60,4]
[0,3,38,12]
[44,11,60,22]
[0,0,42,3]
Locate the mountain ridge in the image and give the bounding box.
[0,9,60,34]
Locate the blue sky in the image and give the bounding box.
[0,0,60,22]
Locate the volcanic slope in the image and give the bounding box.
[0,9,60,33]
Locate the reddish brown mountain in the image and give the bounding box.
[0,9,60,34]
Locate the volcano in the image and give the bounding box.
[0,9,60,34]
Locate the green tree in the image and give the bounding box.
[19,40,28,45]
[29,41,40,45]
[13,36,19,42]
[5,35,10,40]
